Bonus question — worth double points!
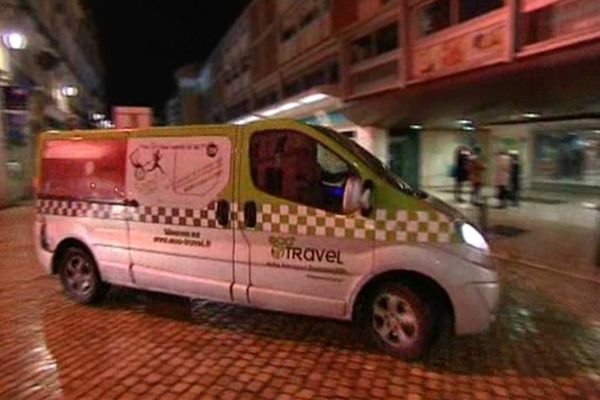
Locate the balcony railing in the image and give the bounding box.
[348,49,403,98]
[519,0,600,57]
[409,6,510,82]
[206,0,600,107]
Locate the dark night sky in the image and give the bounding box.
[87,0,251,116]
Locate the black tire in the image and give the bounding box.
[59,246,109,304]
[362,282,433,360]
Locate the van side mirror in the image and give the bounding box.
[343,176,372,215]
[343,176,362,214]
[360,180,373,217]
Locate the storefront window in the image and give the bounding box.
[533,130,600,187]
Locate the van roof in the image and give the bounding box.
[39,119,309,141]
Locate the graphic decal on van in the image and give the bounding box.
[173,157,223,196]
[129,149,165,181]
[126,137,231,210]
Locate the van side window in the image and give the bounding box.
[250,130,353,214]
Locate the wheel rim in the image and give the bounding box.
[372,292,419,348]
[64,254,94,297]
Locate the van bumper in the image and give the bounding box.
[33,221,53,275]
[434,244,500,335]
[454,279,500,335]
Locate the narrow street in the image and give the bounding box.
[1,206,599,399]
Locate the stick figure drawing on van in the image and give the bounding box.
[129,148,165,181]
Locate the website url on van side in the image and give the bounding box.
[153,236,211,247]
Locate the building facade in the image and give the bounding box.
[0,0,105,206]
[178,0,600,192]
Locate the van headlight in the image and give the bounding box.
[459,223,489,252]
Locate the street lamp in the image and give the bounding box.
[61,86,79,97]
[2,31,27,50]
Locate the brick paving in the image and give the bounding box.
[1,207,599,399]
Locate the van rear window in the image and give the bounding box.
[40,139,127,203]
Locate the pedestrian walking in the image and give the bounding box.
[454,147,471,203]
[509,150,521,207]
[468,147,485,205]
[494,150,511,209]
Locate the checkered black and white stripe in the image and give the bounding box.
[37,199,222,228]
[37,199,120,220]
[256,204,453,243]
[37,199,454,243]
[373,209,452,243]
[133,203,219,228]
[256,204,372,239]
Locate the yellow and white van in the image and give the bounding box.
[34,119,498,359]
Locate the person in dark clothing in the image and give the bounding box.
[454,147,471,202]
[494,150,511,209]
[509,151,521,207]
[468,147,485,205]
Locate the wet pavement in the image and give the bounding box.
[429,189,599,281]
[1,207,599,399]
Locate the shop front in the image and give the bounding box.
[1,85,34,205]
[485,120,600,194]
[532,127,600,191]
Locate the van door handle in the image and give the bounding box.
[216,200,230,226]
[244,201,257,228]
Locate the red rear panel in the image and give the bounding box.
[40,139,127,202]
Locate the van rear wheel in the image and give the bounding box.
[365,282,432,360]
[59,246,109,304]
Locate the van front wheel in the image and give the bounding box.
[365,282,432,360]
[59,246,109,304]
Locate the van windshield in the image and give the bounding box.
[310,125,414,193]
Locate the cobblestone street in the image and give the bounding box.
[1,206,599,399]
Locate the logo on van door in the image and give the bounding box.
[269,236,296,259]
[207,143,218,157]
[268,235,344,265]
